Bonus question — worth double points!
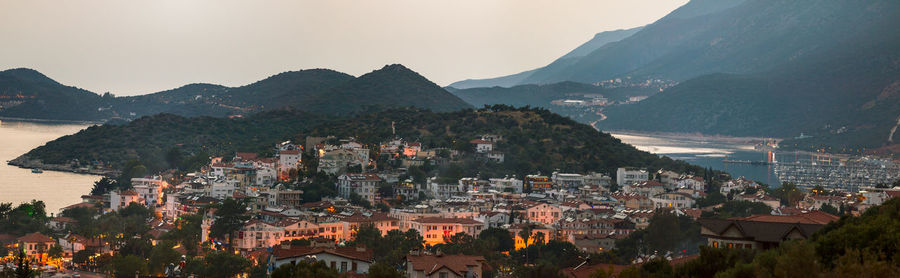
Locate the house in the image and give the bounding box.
[623,180,666,197]
[735,192,781,210]
[406,253,486,278]
[524,175,553,191]
[277,149,302,180]
[651,192,696,209]
[469,139,493,153]
[131,176,169,208]
[721,177,758,195]
[485,151,505,163]
[428,178,462,200]
[616,167,648,187]
[572,234,620,253]
[698,211,839,250]
[234,220,285,251]
[270,244,375,274]
[48,216,77,231]
[610,193,653,210]
[109,189,143,210]
[525,203,562,225]
[474,211,509,229]
[337,173,382,205]
[489,177,523,193]
[409,217,484,245]
[17,232,56,264]
[342,212,400,238]
[552,172,584,188]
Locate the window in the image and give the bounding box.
[439,272,448,278]
[330,261,336,269]
[352,262,358,272]
[341,262,347,273]
[712,241,719,248]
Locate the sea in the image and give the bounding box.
[610,133,786,186]
[0,119,99,215]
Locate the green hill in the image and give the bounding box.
[15,106,707,179]
[0,65,471,121]
[0,68,111,121]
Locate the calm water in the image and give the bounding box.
[611,133,784,186]
[0,120,99,215]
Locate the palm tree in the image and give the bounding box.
[518,226,532,264]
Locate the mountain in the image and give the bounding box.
[596,0,900,152]
[0,68,111,121]
[14,106,708,180]
[0,65,471,121]
[448,26,643,89]
[448,81,658,123]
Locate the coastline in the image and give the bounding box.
[7,155,119,177]
[0,116,105,125]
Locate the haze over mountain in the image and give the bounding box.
[0,64,471,121]
[448,26,643,89]
[450,0,900,152]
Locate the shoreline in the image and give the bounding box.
[7,156,119,177]
[0,116,105,125]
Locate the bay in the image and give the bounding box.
[0,119,99,215]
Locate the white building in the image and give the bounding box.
[428,177,462,200]
[469,139,493,153]
[131,177,168,208]
[489,177,523,193]
[616,167,648,186]
[337,173,382,205]
[109,189,143,211]
[651,192,696,209]
[277,150,302,180]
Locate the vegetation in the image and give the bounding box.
[0,200,48,236]
[614,212,703,263]
[22,106,712,181]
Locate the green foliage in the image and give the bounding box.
[674,246,756,278]
[769,182,805,207]
[349,225,423,268]
[185,251,251,278]
[270,260,338,278]
[348,192,372,209]
[512,262,568,278]
[695,192,727,208]
[367,263,404,278]
[615,212,702,262]
[90,177,122,195]
[479,227,515,252]
[0,200,48,236]
[47,244,64,260]
[107,254,149,278]
[162,214,203,255]
[711,200,772,219]
[209,198,250,248]
[148,241,182,275]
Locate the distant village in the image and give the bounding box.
[4,132,900,277]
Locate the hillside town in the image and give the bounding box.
[3,132,898,278]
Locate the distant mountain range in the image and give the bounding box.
[0,64,471,121]
[449,0,900,153]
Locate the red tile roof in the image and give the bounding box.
[17,232,54,243]
[737,210,839,225]
[413,217,482,225]
[407,254,485,276]
[469,139,492,144]
[272,245,374,262]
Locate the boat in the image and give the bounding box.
[31,168,43,174]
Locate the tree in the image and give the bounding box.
[198,251,251,278]
[107,254,148,278]
[712,200,772,218]
[820,203,839,215]
[90,177,120,195]
[479,227,515,252]
[367,263,404,278]
[48,244,64,260]
[270,260,338,278]
[209,198,250,251]
[348,192,372,209]
[148,241,181,275]
[13,250,34,278]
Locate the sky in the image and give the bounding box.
[0,0,688,96]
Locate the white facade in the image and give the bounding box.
[489,177,523,193]
[131,177,168,208]
[616,168,649,186]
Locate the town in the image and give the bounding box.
[3,132,898,277]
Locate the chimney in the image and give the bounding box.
[281,243,291,250]
[356,244,366,252]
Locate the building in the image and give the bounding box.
[428,178,462,200]
[270,244,375,274]
[616,167,648,187]
[469,139,493,153]
[337,173,382,205]
[109,189,143,211]
[650,192,696,209]
[489,177,523,193]
[277,150,302,180]
[17,232,55,264]
[131,176,169,208]
[410,217,484,245]
[552,172,584,188]
[406,253,486,278]
[698,211,839,250]
[525,203,562,225]
[525,175,553,191]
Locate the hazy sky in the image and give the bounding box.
[0,0,687,96]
